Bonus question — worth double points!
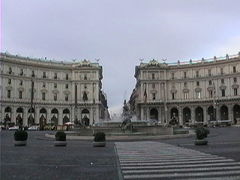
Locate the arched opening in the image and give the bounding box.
[81,109,90,126]
[207,106,216,122]
[63,109,70,124]
[220,105,229,120]
[51,108,59,126]
[233,104,240,124]
[39,108,47,130]
[170,108,179,125]
[16,107,23,126]
[28,107,35,126]
[4,107,12,126]
[195,107,203,123]
[183,107,191,125]
[150,108,158,121]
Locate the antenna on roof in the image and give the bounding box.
[139,58,144,63]
[95,58,100,63]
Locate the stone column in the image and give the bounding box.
[58,108,63,125]
[216,106,220,121]
[140,106,144,121]
[203,106,207,125]
[23,107,28,126]
[47,108,51,124]
[191,106,195,125]
[12,106,16,125]
[228,104,234,122]
[178,107,183,126]
[35,107,40,124]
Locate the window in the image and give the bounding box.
[234,88,238,96]
[196,92,201,99]
[9,67,12,74]
[233,66,236,73]
[208,69,211,76]
[42,92,46,101]
[184,72,187,78]
[54,73,57,79]
[196,71,199,77]
[65,95,68,101]
[8,79,11,85]
[42,82,46,88]
[152,93,156,100]
[152,73,155,80]
[209,90,213,98]
[152,83,155,89]
[221,79,224,84]
[19,80,23,86]
[20,69,23,76]
[172,93,175,100]
[84,74,87,80]
[66,74,69,80]
[7,90,11,98]
[32,70,35,77]
[234,77,237,83]
[222,89,225,97]
[43,72,46,78]
[19,91,23,99]
[65,84,68,89]
[184,82,187,87]
[54,83,57,88]
[184,92,189,99]
[171,73,174,79]
[54,94,57,101]
[196,81,200,86]
[220,68,224,75]
[209,80,212,85]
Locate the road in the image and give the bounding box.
[1,127,240,180]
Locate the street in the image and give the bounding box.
[1,127,240,180]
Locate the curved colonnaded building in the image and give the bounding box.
[0,53,109,127]
[129,53,240,125]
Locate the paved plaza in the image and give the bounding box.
[1,127,240,180]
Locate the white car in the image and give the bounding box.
[9,126,19,131]
[28,126,40,131]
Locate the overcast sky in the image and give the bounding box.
[2,0,240,116]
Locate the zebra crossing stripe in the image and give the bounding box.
[121,159,234,166]
[115,141,240,179]
[121,162,240,169]
[120,156,226,163]
[123,170,240,179]
[123,166,240,174]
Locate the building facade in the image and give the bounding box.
[0,53,109,127]
[129,53,240,126]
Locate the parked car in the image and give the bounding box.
[28,126,40,131]
[9,126,19,131]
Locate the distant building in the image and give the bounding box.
[0,53,109,127]
[129,53,240,125]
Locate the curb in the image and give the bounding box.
[45,132,194,141]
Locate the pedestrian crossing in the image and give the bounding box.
[115,141,240,180]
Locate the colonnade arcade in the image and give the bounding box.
[146,103,240,125]
[2,106,93,127]
[3,107,71,126]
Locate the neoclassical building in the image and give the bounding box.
[0,53,109,127]
[129,53,240,125]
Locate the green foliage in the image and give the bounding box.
[195,127,209,140]
[55,131,66,141]
[94,132,106,142]
[14,130,28,141]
